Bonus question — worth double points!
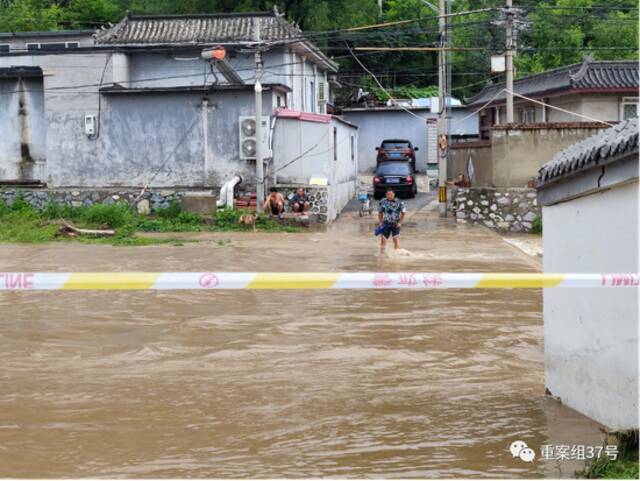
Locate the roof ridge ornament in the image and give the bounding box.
[570,54,594,84]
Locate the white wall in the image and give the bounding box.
[271,116,358,221]
[543,181,639,430]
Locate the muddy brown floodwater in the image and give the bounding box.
[0,205,603,478]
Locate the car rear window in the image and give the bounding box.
[381,141,411,149]
[376,162,411,175]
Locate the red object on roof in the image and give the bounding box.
[275,108,332,124]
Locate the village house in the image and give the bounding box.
[537,118,638,431]
[0,11,358,222]
[341,98,478,174]
[468,57,639,137]
[451,57,639,188]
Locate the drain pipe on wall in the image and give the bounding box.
[216,175,242,209]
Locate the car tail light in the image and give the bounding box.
[378,149,385,155]
[404,148,413,154]
[406,176,413,184]
[374,176,381,184]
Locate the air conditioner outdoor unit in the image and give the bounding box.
[238,115,270,160]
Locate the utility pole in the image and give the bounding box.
[505,0,514,123]
[254,20,265,212]
[437,0,447,217]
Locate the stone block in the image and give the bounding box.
[497,197,510,205]
[137,199,150,215]
[523,211,537,222]
[181,194,217,214]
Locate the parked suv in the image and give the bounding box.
[375,139,418,172]
[373,161,417,199]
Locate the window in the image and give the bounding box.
[333,127,338,161]
[26,42,79,52]
[309,80,316,113]
[39,43,66,51]
[0,44,9,53]
[318,81,326,113]
[350,135,355,161]
[620,97,638,120]
[519,106,535,124]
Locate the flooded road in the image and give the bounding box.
[0,200,602,478]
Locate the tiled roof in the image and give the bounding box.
[94,12,302,45]
[466,57,639,107]
[538,118,639,186]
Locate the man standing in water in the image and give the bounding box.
[376,188,406,254]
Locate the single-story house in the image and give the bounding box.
[537,118,638,431]
[450,58,639,188]
[342,98,478,174]
[467,56,639,138]
[0,11,358,221]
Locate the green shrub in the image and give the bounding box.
[156,199,182,219]
[176,211,202,225]
[214,207,244,229]
[136,217,166,232]
[585,458,639,479]
[79,202,134,228]
[10,193,33,213]
[531,215,542,234]
[42,201,76,220]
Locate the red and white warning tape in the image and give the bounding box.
[0,272,639,290]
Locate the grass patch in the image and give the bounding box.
[580,431,639,479]
[583,458,639,479]
[531,215,542,235]
[0,195,300,246]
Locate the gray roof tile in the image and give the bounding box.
[467,57,639,107]
[538,118,639,186]
[95,12,302,45]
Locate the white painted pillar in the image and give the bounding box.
[112,53,130,86]
[300,56,306,111]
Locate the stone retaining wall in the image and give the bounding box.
[1,186,334,223]
[1,188,185,213]
[275,184,329,223]
[451,187,540,232]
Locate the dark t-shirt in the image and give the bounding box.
[291,193,308,205]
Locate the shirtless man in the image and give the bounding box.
[263,187,285,218]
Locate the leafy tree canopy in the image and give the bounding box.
[0,0,636,100]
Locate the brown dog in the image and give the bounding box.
[239,214,257,230]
